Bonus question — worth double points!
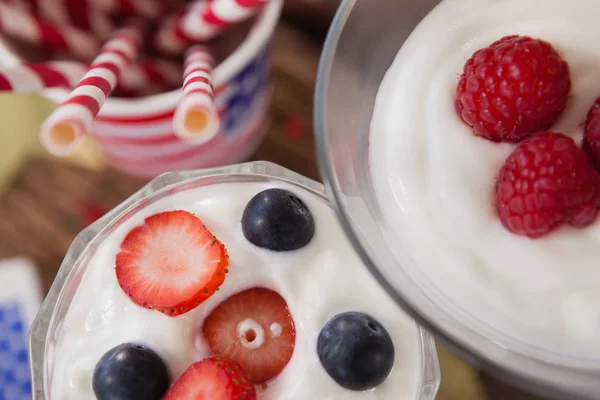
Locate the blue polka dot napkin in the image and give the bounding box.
[0,258,42,400]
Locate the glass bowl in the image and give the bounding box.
[29,161,440,399]
[314,1,600,399]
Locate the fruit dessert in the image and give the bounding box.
[369,0,600,357]
[50,181,423,399]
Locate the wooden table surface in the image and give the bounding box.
[0,4,548,400]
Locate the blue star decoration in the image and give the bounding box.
[222,46,271,135]
[0,303,32,400]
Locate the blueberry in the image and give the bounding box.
[92,343,169,400]
[317,312,395,391]
[242,188,315,251]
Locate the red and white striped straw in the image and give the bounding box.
[40,24,143,156]
[28,0,115,41]
[0,59,179,95]
[155,0,271,55]
[0,61,86,92]
[91,0,163,19]
[118,59,182,96]
[0,2,101,60]
[173,45,219,143]
[2,0,31,11]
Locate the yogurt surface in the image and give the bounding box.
[370,0,600,357]
[50,181,422,399]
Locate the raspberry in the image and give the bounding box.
[456,35,571,143]
[495,132,600,238]
[583,96,600,169]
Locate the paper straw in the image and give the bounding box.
[173,45,219,143]
[155,0,271,55]
[24,0,161,18]
[0,59,179,95]
[0,61,86,92]
[152,8,188,56]
[3,0,32,11]
[0,2,101,60]
[119,59,183,96]
[40,24,142,156]
[26,0,114,41]
[91,0,163,19]
[76,5,114,41]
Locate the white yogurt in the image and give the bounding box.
[50,182,422,399]
[370,0,600,358]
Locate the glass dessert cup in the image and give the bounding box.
[29,161,440,399]
[314,1,600,399]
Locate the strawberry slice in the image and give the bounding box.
[164,357,256,400]
[116,210,228,317]
[202,288,296,383]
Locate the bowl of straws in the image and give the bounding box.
[0,0,283,178]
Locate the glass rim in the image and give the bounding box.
[29,160,440,400]
[314,1,600,399]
